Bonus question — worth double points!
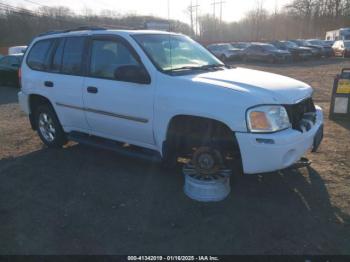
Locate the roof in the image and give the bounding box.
[36,26,180,40]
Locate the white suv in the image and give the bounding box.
[18,27,324,175]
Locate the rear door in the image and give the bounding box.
[82,35,155,147]
[49,36,90,131]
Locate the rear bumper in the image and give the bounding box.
[235,106,323,174]
[18,91,30,114]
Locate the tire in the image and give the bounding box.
[35,104,67,148]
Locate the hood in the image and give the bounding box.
[187,67,312,104]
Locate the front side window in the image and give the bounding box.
[61,37,85,75]
[27,39,54,71]
[133,34,222,72]
[90,39,138,79]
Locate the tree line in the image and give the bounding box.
[0,5,191,46]
[197,0,350,43]
[1,0,350,47]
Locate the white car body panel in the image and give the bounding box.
[18,29,324,174]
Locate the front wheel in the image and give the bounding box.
[35,104,67,148]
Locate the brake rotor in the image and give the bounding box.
[191,146,224,176]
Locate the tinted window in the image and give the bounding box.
[52,39,65,73]
[90,39,138,79]
[61,37,85,75]
[27,39,54,71]
[0,56,10,66]
[8,56,21,66]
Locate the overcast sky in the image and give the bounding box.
[7,0,292,23]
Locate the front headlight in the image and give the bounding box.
[247,105,291,133]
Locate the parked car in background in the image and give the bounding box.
[241,43,292,63]
[0,54,23,87]
[207,43,242,62]
[8,45,27,55]
[290,40,323,58]
[332,40,350,57]
[326,28,350,41]
[271,41,313,61]
[230,42,251,50]
[306,39,333,57]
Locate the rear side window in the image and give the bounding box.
[61,37,85,75]
[27,39,54,71]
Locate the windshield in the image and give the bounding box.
[262,44,279,51]
[285,41,298,48]
[133,34,223,72]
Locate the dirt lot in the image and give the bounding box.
[0,58,349,255]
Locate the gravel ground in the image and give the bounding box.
[0,58,349,255]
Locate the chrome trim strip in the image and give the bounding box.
[56,102,148,123]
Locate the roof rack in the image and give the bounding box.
[38,26,107,37]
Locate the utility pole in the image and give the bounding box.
[195,0,199,36]
[188,0,200,36]
[211,0,225,39]
[211,0,225,22]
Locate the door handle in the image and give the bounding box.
[44,81,54,87]
[87,86,98,94]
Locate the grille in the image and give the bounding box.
[284,97,316,132]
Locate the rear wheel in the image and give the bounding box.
[35,104,67,148]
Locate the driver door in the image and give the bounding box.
[83,35,155,147]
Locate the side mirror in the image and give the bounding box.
[114,65,151,85]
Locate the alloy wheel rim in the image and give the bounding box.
[38,113,56,142]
